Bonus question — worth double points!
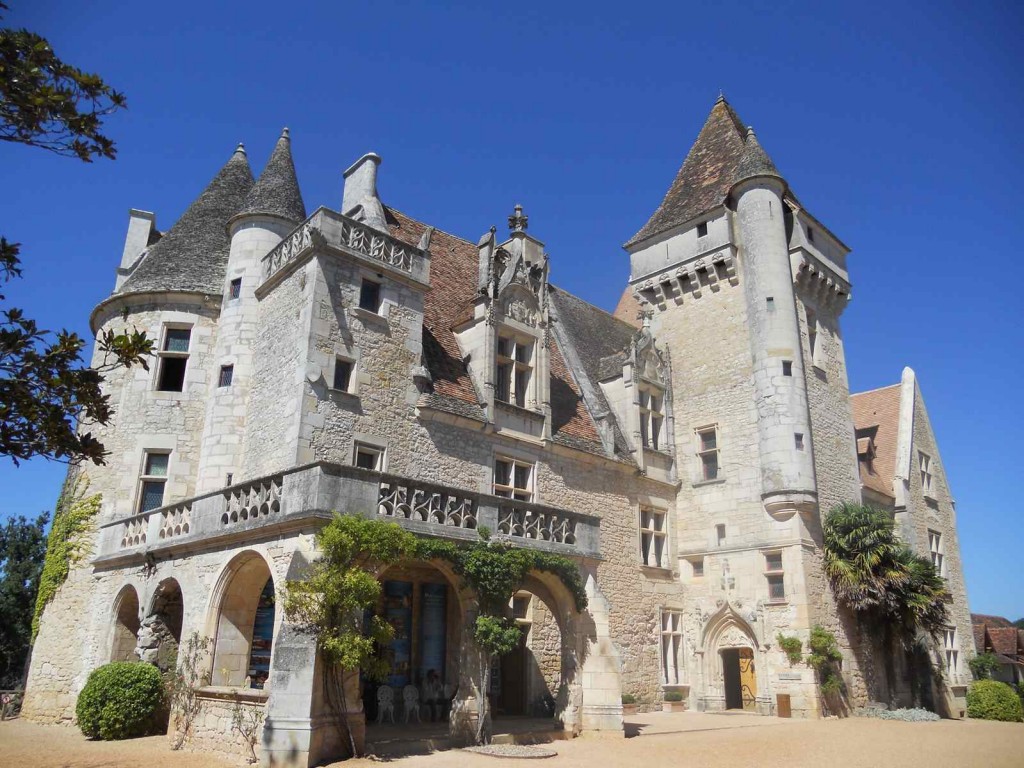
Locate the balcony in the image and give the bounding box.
[260,208,430,288]
[94,463,600,568]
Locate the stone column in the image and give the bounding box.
[577,569,624,736]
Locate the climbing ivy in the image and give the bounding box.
[31,469,101,640]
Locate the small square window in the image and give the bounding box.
[690,557,704,578]
[782,360,793,377]
[353,442,384,471]
[229,278,242,300]
[697,426,719,481]
[494,456,533,502]
[696,221,708,238]
[767,574,786,601]
[218,365,234,388]
[807,226,814,243]
[513,594,531,620]
[795,433,805,451]
[716,524,726,546]
[766,296,775,312]
[765,552,783,572]
[225,473,233,486]
[359,279,382,312]
[333,358,353,392]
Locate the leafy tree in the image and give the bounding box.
[1,2,150,466]
[822,502,949,704]
[807,625,845,700]
[0,511,47,686]
[968,652,1000,681]
[1014,618,1024,630]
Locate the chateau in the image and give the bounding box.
[24,97,974,765]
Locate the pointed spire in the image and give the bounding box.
[735,125,781,182]
[118,146,255,294]
[238,128,307,224]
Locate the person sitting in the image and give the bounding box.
[421,669,444,722]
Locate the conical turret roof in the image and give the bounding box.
[237,128,306,224]
[118,145,254,294]
[625,96,785,248]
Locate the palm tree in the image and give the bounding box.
[822,503,950,705]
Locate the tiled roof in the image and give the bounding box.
[625,96,782,248]
[612,285,643,328]
[988,627,1021,657]
[383,207,603,448]
[239,129,306,224]
[850,383,902,500]
[972,613,1014,629]
[118,147,254,295]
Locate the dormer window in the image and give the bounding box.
[639,383,665,450]
[696,221,708,238]
[496,332,533,408]
[359,279,382,313]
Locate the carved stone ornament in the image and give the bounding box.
[504,296,538,326]
[718,625,752,649]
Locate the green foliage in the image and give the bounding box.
[621,693,637,705]
[167,633,211,750]
[31,470,99,640]
[966,680,1023,722]
[1014,618,1024,630]
[230,694,265,764]
[777,633,803,666]
[474,614,522,658]
[663,690,683,702]
[968,652,1000,681]
[0,510,47,686]
[0,4,150,467]
[807,625,845,699]
[76,662,165,740]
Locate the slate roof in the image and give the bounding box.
[118,146,254,295]
[381,207,606,451]
[238,129,306,224]
[626,96,784,248]
[850,383,902,499]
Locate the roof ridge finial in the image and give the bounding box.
[716,90,726,104]
[281,127,290,140]
[234,142,246,156]
[508,203,528,233]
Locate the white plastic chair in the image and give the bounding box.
[376,685,395,724]
[403,684,421,723]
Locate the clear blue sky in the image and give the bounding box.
[1,2,1021,619]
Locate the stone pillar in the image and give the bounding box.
[577,570,624,736]
[449,605,484,745]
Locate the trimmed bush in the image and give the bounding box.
[664,691,684,702]
[966,680,1023,723]
[621,694,637,705]
[76,662,165,739]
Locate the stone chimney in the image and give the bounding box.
[341,152,387,232]
[115,209,156,290]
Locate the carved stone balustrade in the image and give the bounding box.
[94,463,600,569]
[260,207,430,287]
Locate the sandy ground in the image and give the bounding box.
[2,711,1022,768]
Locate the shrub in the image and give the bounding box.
[76,662,165,739]
[968,652,1000,680]
[621,694,637,705]
[966,680,1023,723]
[777,633,803,665]
[664,691,683,702]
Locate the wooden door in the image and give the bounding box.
[738,647,757,711]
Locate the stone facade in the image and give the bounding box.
[24,98,973,765]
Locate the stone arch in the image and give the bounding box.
[110,584,141,662]
[209,550,276,688]
[698,602,761,712]
[136,578,183,673]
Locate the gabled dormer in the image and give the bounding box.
[453,206,552,442]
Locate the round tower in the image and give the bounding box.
[733,128,817,520]
[195,129,307,494]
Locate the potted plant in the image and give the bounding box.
[621,693,639,715]
[662,690,687,712]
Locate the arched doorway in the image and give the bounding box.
[110,585,141,662]
[138,578,183,672]
[699,602,761,713]
[210,552,276,688]
[495,587,564,719]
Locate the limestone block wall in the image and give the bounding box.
[181,694,267,765]
[528,597,563,702]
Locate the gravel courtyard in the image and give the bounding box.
[1,711,1021,768]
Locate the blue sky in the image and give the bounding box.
[1,2,1021,619]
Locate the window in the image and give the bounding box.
[919,452,933,495]
[156,327,191,392]
[225,473,233,486]
[660,610,684,686]
[794,433,805,451]
[766,296,775,313]
[218,365,234,388]
[353,442,384,471]
[493,456,533,502]
[765,551,785,601]
[690,557,704,578]
[807,226,814,243]
[359,279,382,312]
[639,384,665,450]
[696,221,708,238]
[782,360,793,377]
[495,333,533,408]
[138,451,169,513]
[697,426,719,481]
[229,278,242,300]
[333,358,353,392]
[943,627,958,673]
[639,508,668,568]
[716,524,726,547]
[928,530,945,576]
[512,594,531,621]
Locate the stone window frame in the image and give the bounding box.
[928,529,945,577]
[763,549,786,603]
[358,276,383,313]
[638,506,669,570]
[688,556,705,579]
[154,323,192,393]
[227,276,242,302]
[919,451,934,498]
[695,424,720,482]
[136,449,171,514]
[493,454,534,502]
[942,626,959,675]
[659,607,685,687]
[331,355,356,395]
[495,330,535,409]
[638,382,666,452]
[218,364,234,388]
[352,439,386,471]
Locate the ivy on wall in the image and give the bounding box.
[31,469,101,640]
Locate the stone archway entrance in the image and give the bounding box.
[722,647,757,710]
[699,601,763,713]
